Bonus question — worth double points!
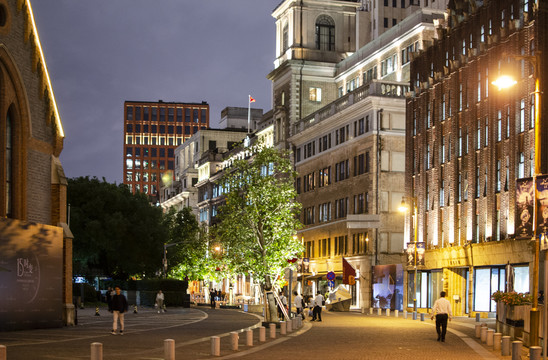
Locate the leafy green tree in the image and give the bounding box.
[213,145,302,292]
[68,176,166,280]
[163,207,213,280]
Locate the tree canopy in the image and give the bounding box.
[163,206,214,280]
[68,176,166,280]
[213,145,302,291]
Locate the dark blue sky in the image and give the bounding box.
[32,0,280,183]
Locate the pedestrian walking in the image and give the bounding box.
[111,286,128,335]
[155,290,165,313]
[431,291,452,342]
[312,291,324,322]
[210,289,216,309]
[294,291,304,319]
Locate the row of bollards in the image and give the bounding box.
[474,322,543,360]
[210,317,303,357]
[65,316,306,360]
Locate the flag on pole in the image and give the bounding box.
[342,257,356,285]
[249,95,256,103]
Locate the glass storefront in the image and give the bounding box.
[407,265,529,312]
[472,265,528,312]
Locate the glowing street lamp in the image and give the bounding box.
[493,52,542,346]
[400,196,418,314]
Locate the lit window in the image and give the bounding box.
[309,87,322,102]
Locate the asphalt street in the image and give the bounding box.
[0,306,514,360]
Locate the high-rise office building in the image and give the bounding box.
[123,100,210,202]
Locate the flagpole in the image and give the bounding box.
[247,95,251,134]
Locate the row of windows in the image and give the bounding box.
[126,147,174,158]
[417,0,534,84]
[126,183,158,195]
[301,193,370,225]
[415,100,535,175]
[125,159,173,171]
[295,116,372,163]
[419,150,534,212]
[297,153,371,194]
[126,171,158,183]
[125,135,191,146]
[126,124,202,135]
[126,106,207,123]
[303,231,404,259]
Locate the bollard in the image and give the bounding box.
[480,326,487,343]
[493,333,502,351]
[287,318,292,333]
[403,310,408,319]
[395,310,399,318]
[164,339,175,360]
[412,311,417,320]
[0,345,5,360]
[530,346,542,360]
[134,305,138,314]
[280,321,286,335]
[386,309,390,317]
[269,323,276,339]
[378,308,382,316]
[95,307,100,316]
[361,307,365,314]
[501,336,511,356]
[211,336,220,356]
[259,326,266,342]
[475,312,480,322]
[292,318,298,331]
[512,341,522,360]
[369,307,373,315]
[91,342,103,360]
[420,313,425,322]
[230,332,239,351]
[486,329,494,346]
[246,329,253,347]
[475,324,482,338]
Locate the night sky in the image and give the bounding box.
[32,0,280,184]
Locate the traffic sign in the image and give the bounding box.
[327,271,335,280]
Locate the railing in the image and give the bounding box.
[294,80,409,134]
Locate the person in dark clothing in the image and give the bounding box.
[111,286,128,335]
[210,289,216,309]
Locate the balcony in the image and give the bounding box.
[293,80,409,134]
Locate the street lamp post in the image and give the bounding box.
[493,51,542,347]
[400,196,418,314]
[163,241,186,278]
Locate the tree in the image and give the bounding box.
[163,207,213,280]
[68,176,166,280]
[213,145,302,293]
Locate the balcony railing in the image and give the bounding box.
[294,80,409,134]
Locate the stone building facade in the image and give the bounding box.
[0,0,72,330]
[274,0,446,308]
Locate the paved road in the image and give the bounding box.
[0,306,512,359]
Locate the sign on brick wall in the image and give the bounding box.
[0,218,63,331]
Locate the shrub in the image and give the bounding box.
[491,290,532,305]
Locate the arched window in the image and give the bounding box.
[5,108,12,217]
[315,15,335,51]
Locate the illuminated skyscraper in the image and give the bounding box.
[123,100,210,202]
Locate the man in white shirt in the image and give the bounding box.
[294,291,304,319]
[312,291,324,322]
[431,291,452,342]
